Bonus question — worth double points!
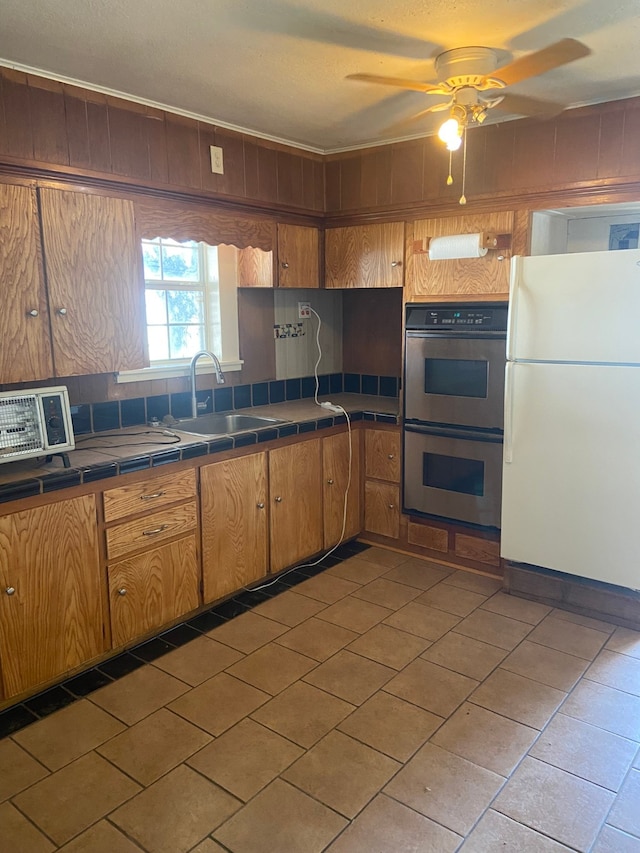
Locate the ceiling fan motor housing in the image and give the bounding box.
[435,46,505,91]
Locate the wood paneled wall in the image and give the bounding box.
[0,69,324,213]
[325,97,640,218]
[343,289,403,377]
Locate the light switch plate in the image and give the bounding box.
[210,145,224,174]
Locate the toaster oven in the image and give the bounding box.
[0,386,75,464]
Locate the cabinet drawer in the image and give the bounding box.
[103,469,196,522]
[106,501,197,560]
[365,430,401,482]
[108,535,200,647]
[364,480,400,539]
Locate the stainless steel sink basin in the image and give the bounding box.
[176,413,289,436]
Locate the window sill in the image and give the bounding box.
[115,360,244,384]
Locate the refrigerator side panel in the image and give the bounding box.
[509,248,640,364]
[501,362,640,591]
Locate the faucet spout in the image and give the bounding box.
[189,350,225,418]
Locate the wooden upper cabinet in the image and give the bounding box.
[325,222,405,289]
[0,183,54,383]
[39,187,148,375]
[277,224,320,288]
[237,245,274,287]
[0,495,103,698]
[406,211,514,301]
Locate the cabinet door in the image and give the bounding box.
[0,495,103,698]
[0,183,53,382]
[365,429,401,482]
[278,224,320,288]
[108,536,200,647]
[39,187,147,375]
[364,480,400,539]
[201,452,269,602]
[270,438,323,572]
[406,211,514,300]
[323,430,361,548]
[325,222,404,289]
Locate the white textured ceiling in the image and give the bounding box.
[1,0,639,152]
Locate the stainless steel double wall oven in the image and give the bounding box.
[403,303,508,530]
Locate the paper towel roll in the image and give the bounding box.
[428,233,488,260]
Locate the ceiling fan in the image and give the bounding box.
[348,38,591,143]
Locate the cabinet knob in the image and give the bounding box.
[27,309,39,317]
[274,496,282,503]
[327,478,334,485]
[281,261,289,269]
[57,307,68,316]
[387,453,395,459]
[5,587,15,596]
[388,504,395,509]
[390,260,402,267]
[117,588,127,596]
[256,502,265,509]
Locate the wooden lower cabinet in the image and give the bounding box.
[108,536,200,647]
[323,430,361,548]
[270,438,323,573]
[200,452,269,603]
[0,495,104,699]
[364,480,400,539]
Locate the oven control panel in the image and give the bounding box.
[406,303,508,332]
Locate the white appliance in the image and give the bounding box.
[0,387,75,464]
[501,248,640,591]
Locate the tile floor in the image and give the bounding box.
[1,545,640,852]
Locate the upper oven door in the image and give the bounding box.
[404,332,506,430]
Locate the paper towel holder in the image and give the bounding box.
[413,232,511,260]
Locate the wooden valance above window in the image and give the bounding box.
[134,197,276,251]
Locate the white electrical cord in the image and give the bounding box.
[245,305,353,592]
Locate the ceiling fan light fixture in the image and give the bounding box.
[438,117,462,150]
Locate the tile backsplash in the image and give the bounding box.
[70,373,400,435]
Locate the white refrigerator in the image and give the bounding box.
[501,247,640,592]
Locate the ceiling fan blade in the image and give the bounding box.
[491,39,591,87]
[347,73,445,94]
[382,102,452,135]
[491,92,566,118]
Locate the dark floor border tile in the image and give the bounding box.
[160,624,202,647]
[24,685,76,718]
[130,637,176,662]
[65,668,113,697]
[97,652,145,679]
[0,704,39,738]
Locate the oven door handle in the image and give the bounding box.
[504,362,514,463]
[404,423,503,444]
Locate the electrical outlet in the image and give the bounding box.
[209,145,224,174]
[298,301,311,319]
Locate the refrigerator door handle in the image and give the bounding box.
[504,361,514,463]
[506,256,522,362]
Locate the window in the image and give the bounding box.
[116,237,241,382]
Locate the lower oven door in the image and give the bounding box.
[403,423,503,529]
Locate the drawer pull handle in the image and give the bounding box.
[5,587,15,596]
[117,588,127,596]
[142,524,169,536]
[387,454,395,459]
[140,491,165,501]
[327,478,334,485]
[257,502,265,509]
[275,496,282,503]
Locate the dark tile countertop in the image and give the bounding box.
[0,395,399,504]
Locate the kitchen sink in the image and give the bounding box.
[176,413,290,436]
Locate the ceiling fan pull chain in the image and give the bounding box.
[459,126,468,205]
[447,149,454,186]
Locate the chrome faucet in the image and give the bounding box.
[190,350,225,418]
